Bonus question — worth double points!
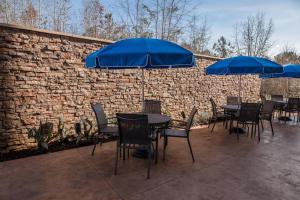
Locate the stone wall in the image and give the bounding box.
[0,24,261,153]
[261,78,300,98]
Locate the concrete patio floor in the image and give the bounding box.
[1,121,300,200]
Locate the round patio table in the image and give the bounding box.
[221,104,240,111]
[146,113,171,126]
[132,113,171,161]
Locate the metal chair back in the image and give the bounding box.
[260,100,275,120]
[260,95,266,105]
[286,98,300,111]
[239,103,261,123]
[209,98,218,117]
[143,100,161,114]
[271,95,283,101]
[227,96,240,105]
[185,107,198,132]
[117,113,150,145]
[91,103,108,131]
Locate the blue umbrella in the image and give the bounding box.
[85,38,196,107]
[260,64,300,78]
[205,56,283,102]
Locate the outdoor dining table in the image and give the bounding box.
[271,100,286,106]
[132,113,171,162]
[221,104,241,111]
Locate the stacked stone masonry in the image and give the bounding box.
[261,78,300,98]
[0,24,261,153]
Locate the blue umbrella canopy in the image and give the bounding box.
[85,38,195,69]
[205,56,283,75]
[205,56,283,103]
[260,64,300,78]
[85,38,196,109]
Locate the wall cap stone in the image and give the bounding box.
[0,23,222,61]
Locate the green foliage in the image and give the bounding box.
[198,112,210,125]
[213,36,234,58]
[57,117,69,142]
[27,121,54,152]
[162,107,172,118]
[27,117,71,152]
[75,117,95,144]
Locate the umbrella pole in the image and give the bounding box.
[238,75,242,103]
[141,68,145,110]
[286,78,289,99]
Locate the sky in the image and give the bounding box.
[72,0,300,56]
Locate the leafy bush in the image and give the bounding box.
[57,117,69,142]
[27,117,72,152]
[27,121,54,152]
[75,117,96,144]
[198,112,210,125]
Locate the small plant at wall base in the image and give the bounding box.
[75,117,96,144]
[27,121,54,152]
[57,117,69,143]
[198,112,210,125]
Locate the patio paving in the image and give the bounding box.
[1,121,300,200]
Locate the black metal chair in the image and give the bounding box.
[91,103,118,156]
[115,113,152,179]
[162,107,197,162]
[208,98,230,133]
[142,100,162,163]
[227,96,241,105]
[270,95,285,119]
[142,100,162,114]
[271,95,283,101]
[260,100,275,136]
[233,103,262,141]
[260,95,266,105]
[282,98,300,123]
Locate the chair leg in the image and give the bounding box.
[285,112,287,124]
[260,119,264,130]
[114,142,119,175]
[165,136,168,146]
[270,120,274,136]
[250,123,254,138]
[163,135,167,161]
[229,119,232,134]
[123,146,126,161]
[187,138,195,162]
[257,123,261,142]
[147,145,151,179]
[91,144,97,156]
[155,134,159,164]
[211,121,216,133]
[236,122,239,140]
[91,135,100,156]
[208,118,211,128]
[225,118,228,129]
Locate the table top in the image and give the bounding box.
[221,105,240,111]
[135,113,171,125]
[271,100,286,104]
